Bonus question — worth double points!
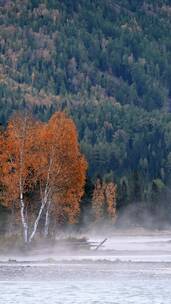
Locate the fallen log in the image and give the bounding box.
[94,238,108,251]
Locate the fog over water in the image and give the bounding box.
[1,230,171,304]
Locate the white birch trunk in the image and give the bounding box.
[29,158,53,242]
[19,116,28,243]
[20,190,28,243]
[44,200,51,238]
[28,198,47,243]
[28,155,53,243]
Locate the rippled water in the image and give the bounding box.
[1,233,171,304]
[0,263,171,304]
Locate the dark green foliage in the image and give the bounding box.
[0,0,171,112]
[1,0,171,223]
[71,102,171,204]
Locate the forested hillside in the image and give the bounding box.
[1,0,171,222]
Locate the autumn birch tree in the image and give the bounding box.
[92,178,105,220]
[34,112,87,239]
[92,178,117,222]
[0,113,40,242]
[0,111,87,243]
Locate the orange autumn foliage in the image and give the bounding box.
[37,112,87,225]
[0,113,40,208]
[92,178,117,222]
[0,111,87,242]
[92,179,105,220]
[105,182,117,219]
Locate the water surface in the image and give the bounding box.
[1,232,171,304]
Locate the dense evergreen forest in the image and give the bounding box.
[1,0,171,225]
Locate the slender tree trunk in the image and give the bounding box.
[19,115,29,243]
[28,198,47,243]
[20,191,28,243]
[44,200,51,238]
[28,159,52,243]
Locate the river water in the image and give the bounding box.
[1,232,171,304]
